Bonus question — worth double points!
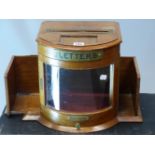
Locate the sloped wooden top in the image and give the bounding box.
[36,21,122,51]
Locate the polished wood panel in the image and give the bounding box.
[119,57,141,117]
[5,55,39,115]
[12,94,40,115]
[119,57,139,93]
[14,55,39,93]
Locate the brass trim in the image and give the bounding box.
[38,44,103,62]
[39,53,115,70]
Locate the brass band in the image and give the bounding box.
[38,44,103,62]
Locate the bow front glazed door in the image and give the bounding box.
[43,63,114,113]
[37,21,121,132]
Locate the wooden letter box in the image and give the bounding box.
[5,21,143,133]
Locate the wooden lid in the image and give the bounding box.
[37,21,122,51]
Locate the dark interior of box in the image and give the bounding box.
[5,55,142,122]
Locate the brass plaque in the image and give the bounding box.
[53,50,103,62]
[39,45,103,62]
[68,115,89,122]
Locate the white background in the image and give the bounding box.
[0,0,155,154]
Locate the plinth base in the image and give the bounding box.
[9,93,142,133]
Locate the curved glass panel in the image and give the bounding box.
[44,64,113,113]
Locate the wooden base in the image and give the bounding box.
[38,115,118,133]
[5,93,142,133]
[10,94,40,115]
[118,94,143,122]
